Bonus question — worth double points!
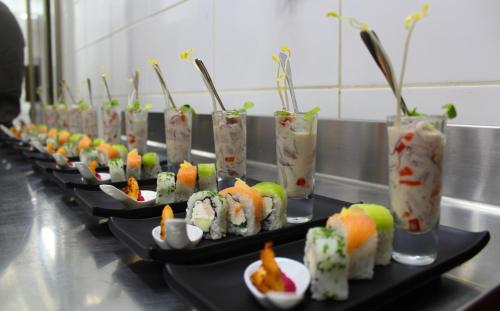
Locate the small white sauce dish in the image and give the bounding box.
[151,219,203,250]
[244,257,311,310]
[75,162,110,184]
[99,184,156,208]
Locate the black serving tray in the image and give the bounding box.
[108,194,350,263]
[73,186,186,219]
[164,227,490,311]
[22,150,53,161]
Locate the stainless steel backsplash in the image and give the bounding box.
[149,113,500,206]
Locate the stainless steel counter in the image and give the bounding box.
[0,145,498,310]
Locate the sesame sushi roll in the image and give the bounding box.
[326,209,378,280]
[108,158,126,182]
[126,149,142,180]
[142,152,161,179]
[304,227,349,301]
[197,163,217,192]
[219,179,263,236]
[252,182,287,231]
[349,204,394,265]
[156,172,176,205]
[175,161,197,202]
[185,191,228,240]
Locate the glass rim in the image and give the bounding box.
[212,110,247,116]
[386,114,447,122]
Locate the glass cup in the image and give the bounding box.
[57,106,70,130]
[101,105,121,144]
[125,110,149,154]
[44,105,59,129]
[68,106,83,133]
[82,106,98,138]
[164,107,193,172]
[212,110,247,188]
[275,112,317,223]
[387,115,446,266]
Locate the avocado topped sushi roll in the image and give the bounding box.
[349,204,394,265]
[197,163,217,192]
[156,172,176,205]
[175,161,197,202]
[326,209,378,280]
[219,179,263,236]
[126,149,142,180]
[112,144,128,161]
[79,147,98,165]
[92,138,105,148]
[304,227,348,301]
[185,191,228,240]
[142,152,161,179]
[252,182,287,231]
[108,158,126,182]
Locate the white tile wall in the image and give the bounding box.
[61,0,500,126]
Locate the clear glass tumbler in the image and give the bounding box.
[82,106,98,138]
[212,110,247,188]
[164,107,193,171]
[101,105,121,144]
[275,112,317,223]
[126,110,149,154]
[44,105,59,129]
[57,106,70,130]
[387,115,446,266]
[68,106,83,133]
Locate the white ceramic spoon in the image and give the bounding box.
[99,184,156,208]
[75,162,110,185]
[244,258,311,310]
[30,140,47,154]
[151,220,203,250]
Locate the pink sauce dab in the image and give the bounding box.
[280,272,296,293]
[95,172,101,180]
[67,161,73,168]
[137,190,144,202]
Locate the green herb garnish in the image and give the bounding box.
[78,100,89,111]
[442,103,457,119]
[128,100,152,113]
[179,104,196,116]
[407,107,424,117]
[230,101,254,115]
[275,110,291,117]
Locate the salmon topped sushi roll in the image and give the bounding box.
[126,149,142,180]
[219,179,263,236]
[175,161,197,201]
[326,209,378,280]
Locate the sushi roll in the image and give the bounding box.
[156,172,176,205]
[219,179,263,236]
[304,227,349,301]
[108,158,126,182]
[252,182,287,231]
[197,163,217,192]
[326,209,378,280]
[97,143,120,166]
[112,144,128,161]
[349,204,394,265]
[58,130,70,146]
[175,161,197,202]
[78,135,92,153]
[79,148,98,165]
[68,133,83,156]
[185,191,228,240]
[142,152,161,179]
[92,137,105,148]
[126,149,142,180]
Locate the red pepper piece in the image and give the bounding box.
[404,132,415,141]
[179,112,186,122]
[296,178,306,186]
[395,142,406,153]
[128,134,136,144]
[403,211,411,218]
[137,190,144,202]
[224,156,235,163]
[400,180,422,186]
[409,219,421,232]
[279,117,293,127]
[399,166,414,177]
[431,152,437,162]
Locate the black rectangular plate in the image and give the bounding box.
[73,186,186,219]
[23,150,53,161]
[164,227,489,311]
[108,194,350,263]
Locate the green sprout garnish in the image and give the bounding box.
[442,103,457,119]
[407,107,423,117]
[78,100,89,111]
[179,104,196,116]
[275,110,291,117]
[230,101,254,116]
[128,100,152,113]
[304,106,321,121]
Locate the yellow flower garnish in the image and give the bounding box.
[326,11,338,18]
[148,58,159,65]
[180,48,193,61]
[405,3,430,29]
[272,54,280,64]
[280,45,291,56]
[276,72,286,83]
